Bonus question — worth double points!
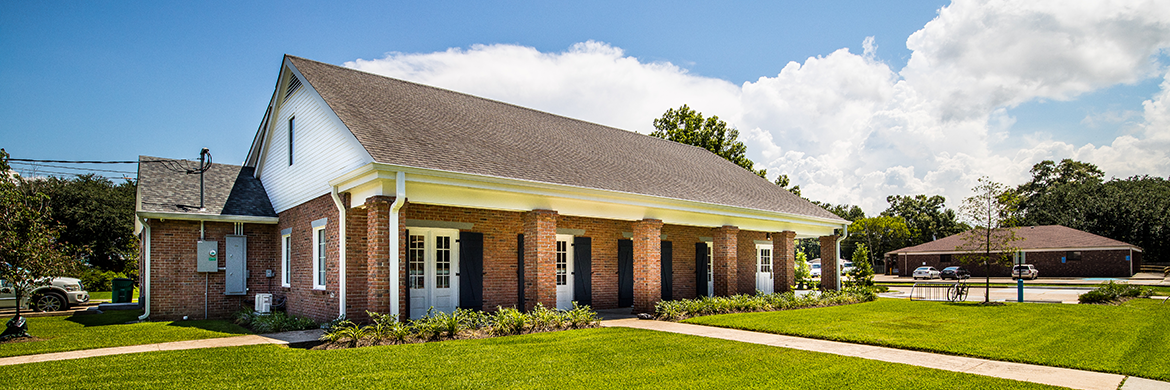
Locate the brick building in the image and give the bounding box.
[887,225,1143,278]
[135,55,850,322]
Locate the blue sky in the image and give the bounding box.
[2,1,1168,214]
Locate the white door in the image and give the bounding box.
[555,234,574,310]
[407,228,460,319]
[705,242,714,297]
[756,245,774,294]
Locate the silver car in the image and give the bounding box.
[0,277,90,312]
[913,266,940,280]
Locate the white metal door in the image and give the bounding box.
[555,234,574,310]
[407,228,460,319]
[756,245,774,294]
[705,242,714,297]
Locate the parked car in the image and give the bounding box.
[0,277,90,312]
[840,261,855,276]
[1012,264,1039,280]
[810,263,822,278]
[940,266,970,280]
[912,266,940,280]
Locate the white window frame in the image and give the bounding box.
[281,230,291,288]
[312,218,328,290]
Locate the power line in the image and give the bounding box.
[9,161,136,174]
[8,158,139,164]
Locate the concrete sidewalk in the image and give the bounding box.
[0,328,323,366]
[602,319,1170,390]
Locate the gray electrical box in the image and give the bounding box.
[224,235,247,295]
[196,240,219,273]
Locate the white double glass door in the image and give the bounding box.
[756,244,774,294]
[408,228,460,319]
[555,234,575,310]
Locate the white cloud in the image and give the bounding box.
[348,0,1170,215]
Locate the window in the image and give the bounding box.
[940,254,952,263]
[281,233,291,287]
[409,235,425,289]
[1067,251,1082,261]
[758,247,772,273]
[312,226,326,289]
[436,236,451,289]
[556,241,568,286]
[288,117,295,166]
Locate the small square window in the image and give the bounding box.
[940,254,952,263]
[1067,251,1082,261]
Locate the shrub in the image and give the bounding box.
[490,307,528,336]
[654,288,875,321]
[1078,281,1154,304]
[234,309,318,333]
[79,269,127,292]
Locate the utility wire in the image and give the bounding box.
[8,161,136,174]
[8,158,139,164]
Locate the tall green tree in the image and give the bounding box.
[850,216,911,265]
[27,175,137,272]
[881,194,967,246]
[956,177,1022,303]
[0,149,81,326]
[651,105,765,177]
[1015,159,1104,227]
[774,174,801,196]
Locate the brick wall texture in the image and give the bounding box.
[145,198,819,321]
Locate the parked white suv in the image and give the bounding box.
[1012,264,1039,280]
[0,277,90,312]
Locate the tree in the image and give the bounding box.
[26,174,137,273]
[0,149,80,333]
[846,243,874,288]
[956,177,1022,303]
[774,174,801,196]
[651,105,766,177]
[850,216,910,267]
[794,250,812,289]
[881,194,967,246]
[1015,159,1105,228]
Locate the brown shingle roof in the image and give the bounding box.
[888,225,1140,254]
[287,55,844,222]
[137,156,276,218]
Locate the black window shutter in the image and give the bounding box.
[617,239,634,307]
[459,232,484,311]
[573,236,592,307]
[661,241,673,301]
[517,234,525,310]
[696,242,708,298]
[403,229,409,316]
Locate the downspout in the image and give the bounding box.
[137,216,151,321]
[388,171,406,317]
[330,186,347,319]
[836,224,848,291]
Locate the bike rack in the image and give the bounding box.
[910,281,969,302]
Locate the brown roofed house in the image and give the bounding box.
[887,225,1143,278]
[134,55,851,322]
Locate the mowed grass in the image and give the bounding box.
[0,327,1060,390]
[0,310,249,357]
[87,287,140,302]
[685,298,1170,381]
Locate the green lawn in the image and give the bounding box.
[0,310,249,357]
[0,327,1060,389]
[685,298,1170,381]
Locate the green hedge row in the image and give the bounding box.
[321,303,600,348]
[655,288,877,321]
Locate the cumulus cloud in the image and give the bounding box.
[348,0,1170,215]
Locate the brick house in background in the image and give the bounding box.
[887,225,1143,278]
[135,55,850,322]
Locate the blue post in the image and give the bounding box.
[1017,279,1024,303]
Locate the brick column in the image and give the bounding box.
[344,194,369,323]
[523,209,557,311]
[632,219,663,313]
[773,231,797,292]
[365,196,394,315]
[820,235,839,291]
[712,225,739,296]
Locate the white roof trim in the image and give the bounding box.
[137,211,279,224]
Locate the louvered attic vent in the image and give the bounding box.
[285,76,302,99]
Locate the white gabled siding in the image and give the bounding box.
[257,72,373,213]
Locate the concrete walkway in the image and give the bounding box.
[0,328,323,366]
[602,318,1170,390]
